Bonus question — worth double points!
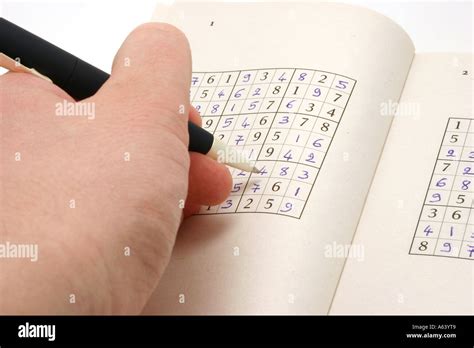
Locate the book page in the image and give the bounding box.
[142,2,414,314]
[331,53,473,314]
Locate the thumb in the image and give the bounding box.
[98,22,192,143]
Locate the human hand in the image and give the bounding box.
[0,23,231,314]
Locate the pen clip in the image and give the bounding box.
[0,52,52,82]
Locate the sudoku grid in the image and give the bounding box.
[410,117,474,260]
[190,68,356,218]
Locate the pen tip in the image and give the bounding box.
[252,166,261,174]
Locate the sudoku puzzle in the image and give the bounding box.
[410,117,474,260]
[190,68,356,218]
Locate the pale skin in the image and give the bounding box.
[0,23,232,314]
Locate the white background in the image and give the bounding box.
[1,0,472,74]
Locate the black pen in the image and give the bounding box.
[0,17,259,173]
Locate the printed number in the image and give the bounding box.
[333,93,342,102]
[264,198,274,209]
[418,241,428,251]
[253,131,262,141]
[272,182,281,192]
[321,123,330,132]
[300,117,309,126]
[456,194,465,204]
[428,208,437,218]
[207,75,215,84]
[272,131,281,141]
[327,109,336,117]
[452,210,462,220]
[265,147,275,157]
[243,198,253,209]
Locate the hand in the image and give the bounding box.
[0,23,231,314]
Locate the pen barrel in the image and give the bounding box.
[188,122,214,154]
[0,18,109,100]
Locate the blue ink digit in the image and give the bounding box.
[223,117,233,128]
[463,166,473,175]
[283,150,293,161]
[424,225,433,236]
[294,187,301,197]
[241,117,250,128]
[279,115,289,124]
[312,88,321,97]
[221,200,233,209]
[436,178,447,187]
[280,202,293,213]
[231,183,243,193]
[251,183,261,193]
[248,100,259,110]
[312,139,323,148]
[336,80,348,89]
[298,72,307,81]
[286,100,296,109]
[305,152,316,163]
[461,180,471,190]
[297,170,309,180]
[440,242,452,253]
[234,88,244,98]
[468,245,474,258]
[429,193,441,203]
[278,72,287,82]
[234,135,244,145]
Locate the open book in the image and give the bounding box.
[142,2,473,314]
